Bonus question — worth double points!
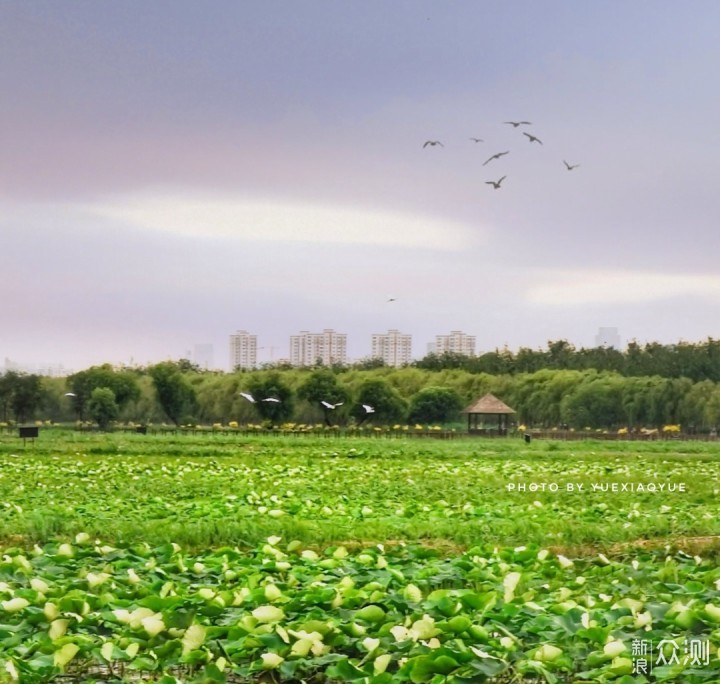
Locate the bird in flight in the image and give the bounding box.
[482,151,509,166]
[321,400,344,410]
[357,403,376,426]
[485,176,506,190]
[469,137,484,143]
[523,132,543,144]
[239,392,256,403]
[504,121,532,127]
[64,392,76,397]
[423,140,443,148]
[563,160,580,170]
[262,397,281,403]
[387,297,397,303]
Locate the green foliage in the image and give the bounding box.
[412,336,720,383]
[560,375,625,428]
[246,372,295,424]
[298,369,350,425]
[1,536,718,683]
[0,371,45,422]
[407,386,462,424]
[86,386,119,430]
[352,378,407,424]
[149,362,198,426]
[67,364,140,419]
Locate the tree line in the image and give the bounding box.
[3,347,720,431]
[413,338,720,382]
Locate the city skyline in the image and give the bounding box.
[4,324,625,375]
[3,3,720,369]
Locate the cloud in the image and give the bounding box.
[77,190,480,251]
[526,270,720,306]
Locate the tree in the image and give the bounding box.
[67,365,140,420]
[246,373,294,425]
[0,372,18,422]
[298,370,349,425]
[560,375,624,429]
[4,373,45,423]
[87,387,119,430]
[351,379,407,425]
[149,362,198,426]
[407,386,462,424]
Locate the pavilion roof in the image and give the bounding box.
[462,393,516,415]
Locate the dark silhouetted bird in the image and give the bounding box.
[485,176,507,190]
[504,121,532,127]
[563,160,580,170]
[423,140,443,148]
[482,151,509,166]
[469,137,484,143]
[523,132,543,144]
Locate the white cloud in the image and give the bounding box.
[526,270,720,306]
[76,190,479,251]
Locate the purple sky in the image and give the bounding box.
[2,1,720,371]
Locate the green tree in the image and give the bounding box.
[87,387,119,430]
[0,372,19,422]
[352,379,407,425]
[67,364,140,420]
[8,373,45,423]
[246,373,295,425]
[149,362,198,426]
[560,375,624,429]
[407,386,462,424]
[298,370,349,425]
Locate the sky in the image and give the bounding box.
[2,1,720,371]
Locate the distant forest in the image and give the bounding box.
[3,339,720,431]
[414,338,720,381]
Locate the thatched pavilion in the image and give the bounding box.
[462,393,516,435]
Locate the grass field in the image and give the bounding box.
[0,431,719,682]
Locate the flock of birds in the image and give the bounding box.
[239,391,375,426]
[424,120,580,190]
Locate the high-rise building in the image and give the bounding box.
[289,329,347,366]
[434,330,476,356]
[595,327,621,349]
[229,331,258,370]
[371,329,413,367]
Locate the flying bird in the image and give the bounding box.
[239,392,256,403]
[387,297,397,303]
[262,397,281,403]
[321,401,344,409]
[469,137,484,143]
[485,176,506,190]
[563,160,580,170]
[504,121,532,127]
[523,132,543,144]
[423,140,443,148]
[356,403,376,426]
[64,392,76,397]
[482,151,509,166]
